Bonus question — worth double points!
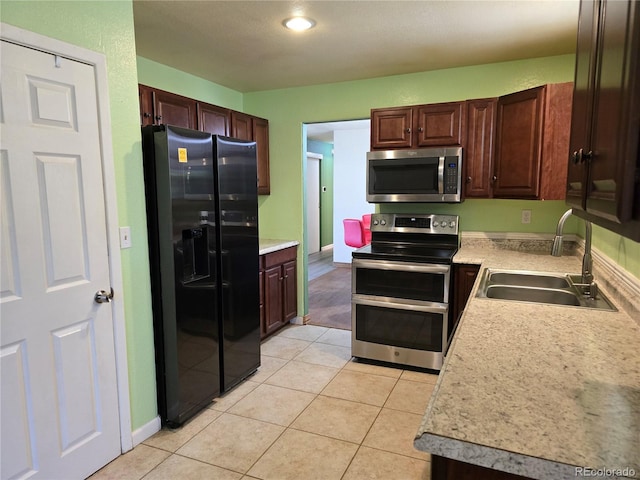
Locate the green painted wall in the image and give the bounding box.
[3,3,639,443]
[243,54,639,293]
[137,57,243,112]
[2,1,157,431]
[306,139,334,248]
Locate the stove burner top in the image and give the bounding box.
[353,243,457,264]
[352,213,460,264]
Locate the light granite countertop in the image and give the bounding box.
[259,238,299,256]
[414,245,640,479]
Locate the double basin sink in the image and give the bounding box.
[476,269,617,311]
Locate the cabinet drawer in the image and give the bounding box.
[263,246,297,269]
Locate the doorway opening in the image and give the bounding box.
[304,119,370,330]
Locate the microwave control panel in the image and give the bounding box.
[444,156,459,194]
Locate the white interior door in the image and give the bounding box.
[1,40,121,479]
[306,154,321,254]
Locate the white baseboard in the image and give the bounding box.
[131,415,161,447]
[321,244,334,251]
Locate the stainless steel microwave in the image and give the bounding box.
[366,147,463,203]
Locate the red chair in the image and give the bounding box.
[361,214,372,244]
[343,219,366,248]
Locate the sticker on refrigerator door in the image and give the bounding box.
[178,148,188,163]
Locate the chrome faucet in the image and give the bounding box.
[551,208,595,292]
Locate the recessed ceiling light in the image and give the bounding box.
[283,16,316,32]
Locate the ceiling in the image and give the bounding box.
[132,0,580,94]
[132,0,580,142]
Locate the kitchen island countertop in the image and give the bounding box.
[415,245,640,479]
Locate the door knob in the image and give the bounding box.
[94,288,114,304]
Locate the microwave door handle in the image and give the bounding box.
[438,156,445,194]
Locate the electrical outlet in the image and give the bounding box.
[119,226,132,249]
[521,210,532,224]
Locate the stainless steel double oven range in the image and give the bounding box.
[351,213,460,371]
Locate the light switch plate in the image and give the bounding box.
[119,226,132,248]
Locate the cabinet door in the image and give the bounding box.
[153,89,197,128]
[370,107,413,149]
[139,84,154,126]
[566,0,599,210]
[253,116,271,195]
[198,102,229,135]
[583,0,639,223]
[282,260,297,322]
[264,265,284,336]
[231,111,253,140]
[415,102,464,147]
[539,83,574,200]
[464,99,496,198]
[452,265,480,326]
[493,86,545,198]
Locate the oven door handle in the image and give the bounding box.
[353,259,450,274]
[352,294,448,313]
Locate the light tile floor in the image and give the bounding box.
[91,325,436,480]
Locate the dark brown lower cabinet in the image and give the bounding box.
[452,264,480,325]
[432,455,533,480]
[260,247,297,339]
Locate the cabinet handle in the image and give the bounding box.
[143,112,152,118]
[405,128,411,133]
[155,115,162,121]
[572,150,581,164]
[492,175,497,183]
[417,127,424,132]
[572,149,593,164]
[466,176,472,184]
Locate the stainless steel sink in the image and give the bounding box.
[487,272,571,289]
[485,285,580,306]
[476,268,617,311]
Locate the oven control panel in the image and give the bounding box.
[370,213,459,235]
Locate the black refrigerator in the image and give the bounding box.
[141,125,260,427]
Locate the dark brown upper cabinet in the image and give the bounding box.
[370,102,465,150]
[371,87,571,201]
[566,0,640,240]
[493,86,546,198]
[138,85,271,195]
[230,111,254,141]
[462,84,572,200]
[464,98,497,198]
[231,111,271,195]
[370,107,414,149]
[197,102,230,136]
[152,89,198,129]
[139,84,154,126]
[253,117,271,195]
[415,102,465,147]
